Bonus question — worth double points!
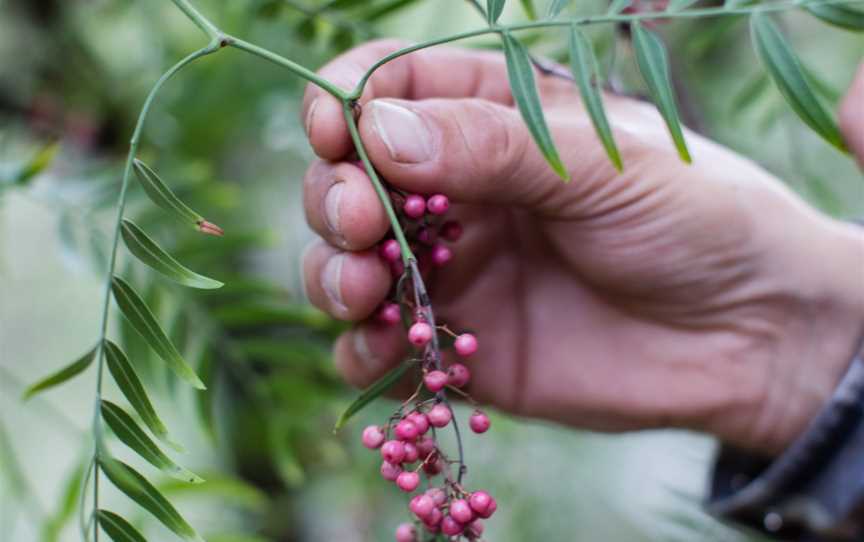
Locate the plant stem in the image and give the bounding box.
[86,43,219,542]
[347,0,863,100]
[342,102,415,265]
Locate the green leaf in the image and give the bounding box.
[547,0,568,17]
[101,400,202,484]
[631,22,692,162]
[519,0,536,19]
[750,13,846,152]
[104,340,180,451]
[667,0,700,11]
[96,510,146,542]
[120,219,222,289]
[159,474,268,511]
[100,458,203,542]
[487,0,506,24]
[334,361,413,431]
[132,159,220,234]
[111,276,206,390]
[568,26,623,171]
[501,32,570,180]
[607,0,631,15]
[14,142,60,186]
[23,345,97,400]
[806,2,864,31]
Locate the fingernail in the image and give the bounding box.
[321,253,346,312]
[305,98,319,137]
[354,327,383,369]
[324,181,344,236]
[370,101,434,163]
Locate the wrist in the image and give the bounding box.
[711,219,864,456]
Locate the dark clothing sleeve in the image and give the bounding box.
[706,353,864,541]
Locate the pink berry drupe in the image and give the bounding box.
[423,370,448,392]
[426,487,447,506]
[424,507,443,531]
[390,260,405,277]
[422,456,444,475]
[417,227,437,245]
[408,322,433,347]
[441,516,464,536]
[407,412,430,435]
[409,494,435,519]
[427,404,452,428]
[396,471,421,492]
[415,436,435,459]
[394,419,419,442]
[469,410,491,434]
[469,491,492,516]
[426,194,450,215]
[440,220,463,241]
[467,519,485,538]
[430,244,452,267]
[453,333,478,357]
[378,303,402,325]
[450,498,475,524]
[395,523,417,542]
[362,425,385,449]
[379,239,401,262]
[381,461,403,481]
[403,194,426,219]
[446,363,471,388]
[381,440,406,464]
[402,442,420,463]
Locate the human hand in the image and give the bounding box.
[300,41,864,455]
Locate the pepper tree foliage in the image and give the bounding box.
[5,0,862,540]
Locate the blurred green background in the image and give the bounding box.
[1,1,861,541]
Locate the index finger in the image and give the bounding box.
[301,39,523,160]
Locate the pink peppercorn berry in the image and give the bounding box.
[454,333,478,357]
[379,239,401,262]
[441,516,464,536]
[394,419,420,442]
[396,471,421,492]
[417,227,437,245]
[469,491,493,516]
[406,412,429,435]
[426,487,447,506]
[426,194,450,215]
[424,370,448,392]
[447,363,471,388]
[402,442,420,463]
[361,425,385,449]
[408,322,433,347]
[466,519,485,538]
[415,436,435,459]
[427,404,452,428]
[381,461,402,481]
[431,244,452,267]
[395,523,417,542]
[409,494,435,520]
[424,507,443,531]
[469,410,491,434]
[381,440,406,464]
[403,195,426,218]
[440,220,463,241]
[450,498,475,524]
[378,303,402,325]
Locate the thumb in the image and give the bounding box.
[357,97,618,210]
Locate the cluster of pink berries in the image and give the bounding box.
[377,193,463,281]
[366,191,496,540]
